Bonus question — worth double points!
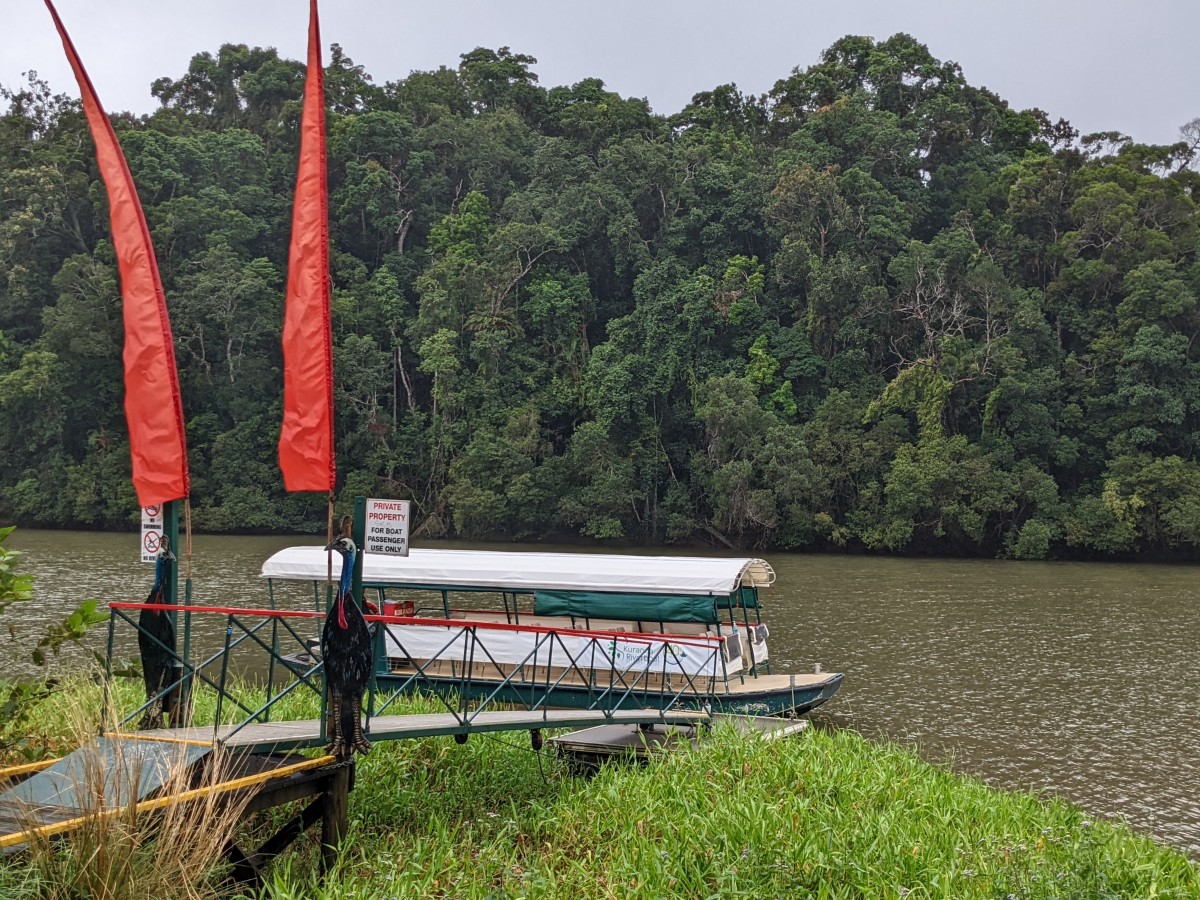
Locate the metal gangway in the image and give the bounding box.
[0,600,711,869]
[102,600,716,750]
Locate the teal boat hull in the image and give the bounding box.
[375,671,843,718]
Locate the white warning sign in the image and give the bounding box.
[141,505,164,563]
[364,498,411,556]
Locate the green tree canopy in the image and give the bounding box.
[1,35,1197,560]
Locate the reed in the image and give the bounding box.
[1,688,251,900]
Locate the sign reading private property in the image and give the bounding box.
[364,498,411,556]
[141,505,163,563]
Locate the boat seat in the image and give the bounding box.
[583,618,639,633]
[510,615,575,630]
[448,609,512,623]
[662,622,708,636]
[446,611,589,631]
[389,656,445,676]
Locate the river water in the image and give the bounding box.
[4,529,1198,853]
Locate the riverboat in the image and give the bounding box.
[261,547,843,717]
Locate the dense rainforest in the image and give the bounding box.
[1,34,1199,559]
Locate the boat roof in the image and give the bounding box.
[260,547,775,596]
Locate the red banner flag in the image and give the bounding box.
[279,0,335,493]
[45,0,189,506]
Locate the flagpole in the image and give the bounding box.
[181,497,194,726]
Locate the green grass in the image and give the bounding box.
[248,721,1199,899]
[3,678,1197,899]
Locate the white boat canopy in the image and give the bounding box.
[260,547,775,597]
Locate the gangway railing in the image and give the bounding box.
[103,603,728,745]
[105,603,327,743]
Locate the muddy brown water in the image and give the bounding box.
[4,529,1198,853]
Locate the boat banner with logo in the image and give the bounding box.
[381,623,733,678]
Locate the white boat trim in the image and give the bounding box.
[261,546,775,596]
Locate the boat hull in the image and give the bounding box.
[375,670,843,717]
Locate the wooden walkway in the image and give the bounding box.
[0,748,340,852]
[0,708,707,858]
[152,708,708,753]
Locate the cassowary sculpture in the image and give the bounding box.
[322,534,372,757]
[137,549,177,730]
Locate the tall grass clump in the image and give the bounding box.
[2,688,251,900]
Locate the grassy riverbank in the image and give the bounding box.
[2,681,1197,899]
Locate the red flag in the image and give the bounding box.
[279,0,335,492]
[45,1,189,506]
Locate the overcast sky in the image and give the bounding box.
[4,0,1196,146]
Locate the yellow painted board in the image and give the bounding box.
[101,731,215,748]
[0,754,337,849]
[0,759,59,782]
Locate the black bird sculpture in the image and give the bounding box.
[321,534,373,757]
[137,549,177,730]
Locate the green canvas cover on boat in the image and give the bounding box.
[534,590,752,624]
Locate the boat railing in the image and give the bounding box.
[371,615,726,721]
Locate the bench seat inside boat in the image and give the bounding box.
[579,617,639,633]
[661,622,708,636]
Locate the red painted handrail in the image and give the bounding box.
[110,602,320,618]
[373,614,723,647]
[109,602,725,646]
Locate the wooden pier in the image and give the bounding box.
[0,738,353,880]
[0,706,708,877]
